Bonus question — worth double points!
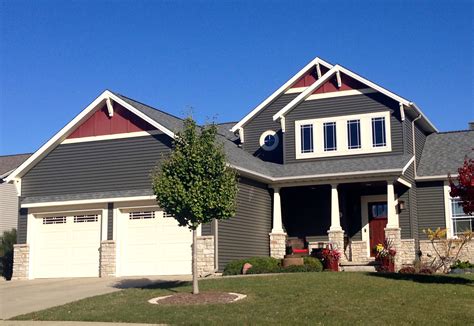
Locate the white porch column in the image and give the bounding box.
[386,180,399,228]
[330,184,342,231]
[270,187,286,259]
[272,187,284,233]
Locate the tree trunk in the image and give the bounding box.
[192,228,199,294]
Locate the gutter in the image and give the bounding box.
[412,113,422,178]
[409,102,438,133]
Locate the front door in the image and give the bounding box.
[368,202,387,257]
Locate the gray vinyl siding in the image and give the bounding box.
[404,163,418,241]
[17,206,28,244]
[22,134,172,198]
[217,177,272,271]
[416,181,446,240]
[404,117,413,155]
[201,222,212,236]
[0,182,19,234]
[243,93,298,164]
[414,124,427,168]
[107,203,114,240]
[396,185,411,239]
[284,93,404,164]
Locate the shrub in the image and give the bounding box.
[0,229,17,280]
[418,267,434,275]
[303,256,323,272]
[223,257,281,276]
[398,266,416,274]
[450,260,474,269]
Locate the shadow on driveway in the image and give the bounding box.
[364,272,474,286]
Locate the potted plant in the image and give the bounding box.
[374,239,396,272]
[320,245,341,272]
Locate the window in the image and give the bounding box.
[300,124,314,153]
[323,122,337,151]
[43,216,66,224]
[74,215,98,223]
[372,117,386,147]
[129,211,155,220]
[259,130,279,151]
[163,211,174,218]
[451,199,473,235]
[347,119,361,149]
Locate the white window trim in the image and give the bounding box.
[443,181,454,238]
[259,130,279,151]
[295,111,392,159]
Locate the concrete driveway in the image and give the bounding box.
[0,275,191,320]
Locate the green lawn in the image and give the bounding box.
[14,272,474,325]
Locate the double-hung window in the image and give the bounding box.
[323,122,337,151]
[347,119,361,149]
[451,198,473,235]
[372,117,386,147]
[300,124,314,153]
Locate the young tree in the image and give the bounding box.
[152,117,238,294]
[449,156,473,215]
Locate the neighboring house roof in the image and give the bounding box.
[417,130,474,178]
[0,153,32,179]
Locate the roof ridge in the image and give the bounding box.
[113,92,185,122]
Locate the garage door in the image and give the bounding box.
[119,209,192,276]
[34,213,101,278]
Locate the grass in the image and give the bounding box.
[13,272,474,325]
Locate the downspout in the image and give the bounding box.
[214,220,219,272]
[412,113,422,178]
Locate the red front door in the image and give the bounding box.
[368,202,387,257]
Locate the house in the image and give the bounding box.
[7,57,473,280]
[0,154,31,235]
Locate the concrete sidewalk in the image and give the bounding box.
[0,322,164,326]
[0,275,191,320]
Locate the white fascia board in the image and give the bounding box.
[230,57,333,133]
[415,174,458,181]
[401,156,415,174]
[21,195,156,208]
[396,177,412,188]
[272,66,339,121]
[409,102,439,133]
[6,90,175,182]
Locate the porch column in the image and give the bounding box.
[327,184,345,262]
[386,181,399,228]
[272,187,284,233]
[329,184,342,231]
[270,187,286,259]
[385,179,402,270]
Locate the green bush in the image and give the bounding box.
[451,260,474,269]
[281,264,320,273]
[303,256,323,272]
[223,257,281,275]
[0,229,17,280]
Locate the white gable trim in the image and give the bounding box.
[272,64,417,122]
[6,90,175,182]
[230,57,333,133]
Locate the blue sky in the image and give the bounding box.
[0,0,472,155]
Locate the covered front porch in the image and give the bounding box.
[269,177,415,269]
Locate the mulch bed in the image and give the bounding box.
[149,292,243,305]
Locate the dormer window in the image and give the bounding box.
[295,111,391,159]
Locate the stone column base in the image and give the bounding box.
[12,244,30,280]
[269,233,287,259]
[328,230,346,263]
[385,227,402,271]
[99,240,116,277]
[196,236,215,277]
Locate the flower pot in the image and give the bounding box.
[380,256,395,272]
[324,258,339,272]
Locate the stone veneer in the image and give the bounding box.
[420,239,474,266]
[328,230,347,262]
[399,239,416,266]
[349,240,369,262]
[12,244,29,280]
[196,235,215,277]
[99,240,116,277]
[384,227,402,270]
[269,233,286,259]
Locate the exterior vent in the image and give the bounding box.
[129,211,155,220]
[43,216,66,224]
[74,215,99,223]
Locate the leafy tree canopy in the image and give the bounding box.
[449,156,473,215]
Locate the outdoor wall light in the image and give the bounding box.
[398,200,406,211]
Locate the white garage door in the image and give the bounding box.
[34,214,101,278]
[119,209,192,276]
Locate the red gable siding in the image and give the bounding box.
[312,72,366,94]
[67,103,155,139]
[291,65,331,88]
